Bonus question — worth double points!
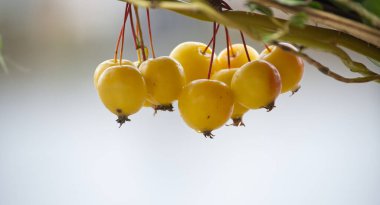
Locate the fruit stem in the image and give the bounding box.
[133,6,147,61]
[114,28,123,62]
[114,3,130,63]
[129,6,138,50]
[120,3,131,64]
[240,31,251,62]
[207,22,217,79]
[221,0,232,10]
[228,33,235,57]
[146,8,156,58]
[202,24,220,54]
[264,44,272,52]
[224,26,231,69]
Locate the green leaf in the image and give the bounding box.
[246,2,273,16]
[362,0,380,17]
[289,12,308,28]
[274,0,311,6]
[308,2,323,10]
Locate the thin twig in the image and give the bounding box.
[207,22,217,79]
[272,41,380,83]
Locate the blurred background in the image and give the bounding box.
[0,0,379,205]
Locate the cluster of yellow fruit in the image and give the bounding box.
[94,41,304,138]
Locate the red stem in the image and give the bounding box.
[207,22,217,79]
[114,27,123,62]
[224,26,231,69]
[228,34,235,56]
[203,24,220,54]
[114,3,130,62]
[129,6,138,50]
[264,44,272,52]
[221,1,232,10]
[119,3,131,64]
[240,31,251,62]
[134,6,147,61]
[146,8,156,58]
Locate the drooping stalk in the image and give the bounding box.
[240,31,251,62]
[203,24,220,54]
[224,26,231,68]
[133,6,147,61]
[114,3,130,62]
[129,6,138,50]
[207,22,217,79]
[120,3,131,63]
[264,44,272,52]
[146,8,156,58]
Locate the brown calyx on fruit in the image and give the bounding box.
[203,131,215,139]
[116,115,131,128]
[291,85,301,96]
[228,117,245,127]
[263,101,276,112]
[153,104,174,115]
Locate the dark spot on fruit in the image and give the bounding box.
[116,109,122,113]
[207,115,210,119]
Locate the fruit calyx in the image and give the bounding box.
[116,115,131,128]
[153,104,174,115]
[202,131,215,139]
[229,117,246,127]
[263,101,276,112]
[291,85,301,96]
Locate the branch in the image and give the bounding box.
[250,0,380,47]
[120,0,380,83]
[271,41,380,83]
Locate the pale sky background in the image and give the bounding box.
[0,1,379,205]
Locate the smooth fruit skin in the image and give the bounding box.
[260,43,304,93]
[178,79,234,136]
[169,42,222,83]
[218,44,259,69]
[97,65,147,122]
[94,59,135,88]
[211,69,249,119]
[231,60,282,109]
[139,56,185,106]
[143,100,154,108]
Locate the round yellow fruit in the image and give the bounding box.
[170,41,222,83]
[260,43,304,93]
[231,60,282,110]
[143,100,154,108]
[93,59,135,88]
[211,69,249,126]
[178,79,234,138]
[218,44,259,69]
[97,65,147,126]
[139,56,185,110]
